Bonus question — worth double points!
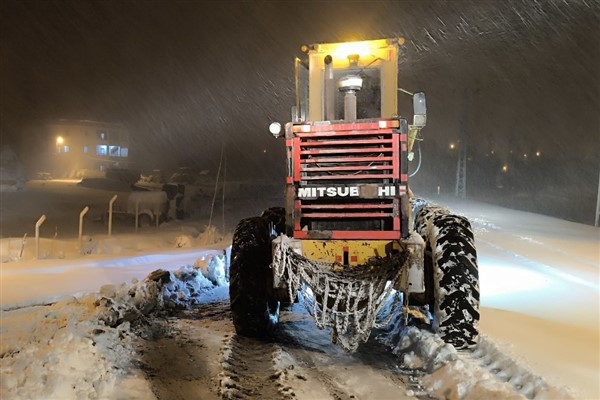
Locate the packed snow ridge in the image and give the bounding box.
[1,254,227,399]
[377,321,575,399]
[1,250,577,400]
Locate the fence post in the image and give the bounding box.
[35,215,46,259]
[108,195,118,236]
[19,233,27,259]
[79,206,89,250]
[595,170,600,227]
[135,199,140,233]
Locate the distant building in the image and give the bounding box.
[48,120,131,178]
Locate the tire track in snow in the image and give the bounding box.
[386,325,575,399]
[274,306,428,400]
[358,338,433,399]
[273,344,354,400]
[134,312,221,400]
[218,335,292,399]
[274,332,431,400]
[463,336,575,399]
[136,292,566,399]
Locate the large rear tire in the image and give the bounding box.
[416,206,480,349]
[229,217,280,337]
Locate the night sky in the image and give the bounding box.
[1,1,598,184]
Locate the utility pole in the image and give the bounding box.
[595,170,600,227]
[455,91,469,198]
[455,141,467,198]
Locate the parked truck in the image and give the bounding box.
[229,38,479,351]
[102,190,168,228]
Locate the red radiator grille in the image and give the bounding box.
[293,126,403,184]
[288,120,408,240]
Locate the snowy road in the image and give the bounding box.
[134,287,428,400]
[131,286,574,400]
[2,197,598,399]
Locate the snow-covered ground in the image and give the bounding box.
[1,183,598,399]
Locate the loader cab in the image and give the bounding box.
[294,38,401,123]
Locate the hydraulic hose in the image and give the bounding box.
[409,140,422,178]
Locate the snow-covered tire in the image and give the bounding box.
[416,207,480,349]
[229,217,280,337]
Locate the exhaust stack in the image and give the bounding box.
[338,75,363,121]
[324,55,335,121]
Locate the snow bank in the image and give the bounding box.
[195,253,229,286]
[1,295,136,399]
[0,253,229,400]
[93,252,228,322]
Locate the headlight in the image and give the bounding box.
[269,122,282,138]
[337,75,363,92]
